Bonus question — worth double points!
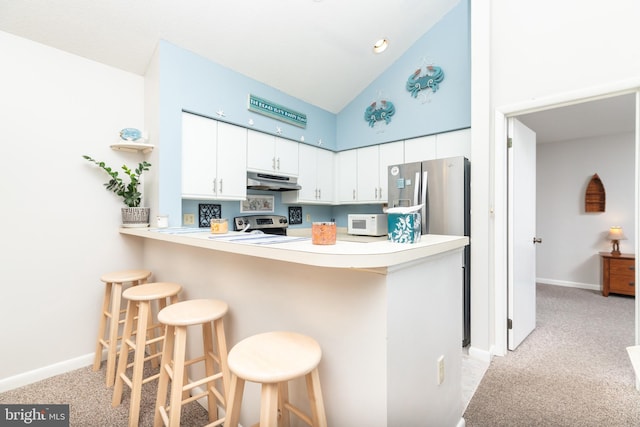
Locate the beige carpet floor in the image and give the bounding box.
[464,284,640,426]
[0,361,212,426]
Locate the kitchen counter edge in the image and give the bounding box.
[119,227,469,271]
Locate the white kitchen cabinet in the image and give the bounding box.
[336,149,357,203]
[404,134,437,163]
[435,128,471,159]
[357,142,404,203]
[282,144,334,204]
[403,129,471,163]
[181,112,247,200]
[356,145,380,202]
[336,142,403,204]
[247,130,299,176]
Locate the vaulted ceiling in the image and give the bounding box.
[0,0,635,142]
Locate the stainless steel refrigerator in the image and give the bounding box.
[388,156,471,347]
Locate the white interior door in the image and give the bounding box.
[508,117,538,350]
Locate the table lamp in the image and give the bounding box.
[607,226,626,256]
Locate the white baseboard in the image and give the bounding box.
[0,352,96,393]
[537,278,600,292]
[467,345,492,363]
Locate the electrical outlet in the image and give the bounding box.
[437,355,445,385]
[183,213,195,225]
[306,214,311,222]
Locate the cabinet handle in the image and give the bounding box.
[277,158,281,170]
[353,189,356,200]
[272,157,276,170]
[374,188,378,199]
[379,187,383,199]
[630,282,635,287]
[212,180,217,194]
[219,178,223,194]
[318,188,321,199]
[629,266,635,271]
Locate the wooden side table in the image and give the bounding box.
[600,252,635,297]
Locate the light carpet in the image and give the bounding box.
[464,284,640,426]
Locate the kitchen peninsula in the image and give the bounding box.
[121,227,468,427]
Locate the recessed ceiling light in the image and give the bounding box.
[373,38,389,54]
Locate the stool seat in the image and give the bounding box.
[123,282,182,301]
[101,269,153,284]
[228,331,322,383]
[158,298,228,326]
[226,331,327,427]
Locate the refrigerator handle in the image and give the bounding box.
[413,172,420,206]
[422,171,428,233]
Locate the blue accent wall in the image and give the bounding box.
[157,1,469,227]
[337,0,470,150]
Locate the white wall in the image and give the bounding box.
[0,31,146,389]
[537,133,635,287]
[470,0,640,357]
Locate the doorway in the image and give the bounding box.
[495,90,639,355]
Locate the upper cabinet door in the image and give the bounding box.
[315,147,334,202]
[181,112,218,198]
[275,137,299,176]
[356,146,380,203]
[246,130,275,173]
[182,112,247,200]
[216,121,247,200]
[336,149,357,203]
[247,130,299,176]
[435,128,471,159]
[404,134,436,163]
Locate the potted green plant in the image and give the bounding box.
[83,155,152,227]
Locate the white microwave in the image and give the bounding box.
[347,214,388,236]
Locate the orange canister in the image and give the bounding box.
[210,218,228,234]
[312,222,336,245]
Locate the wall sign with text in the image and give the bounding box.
[248,94,307,128]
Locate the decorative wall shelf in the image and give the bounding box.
[110,142,154,153]
[585,173,605,212]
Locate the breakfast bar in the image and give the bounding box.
[120,227,468,427]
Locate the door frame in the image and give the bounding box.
[493,84,640,357]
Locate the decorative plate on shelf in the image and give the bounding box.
[119,128,142,141]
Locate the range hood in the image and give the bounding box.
[247,171,301,191]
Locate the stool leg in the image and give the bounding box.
[127,300,150,427]
[106,282,123,387]
[305,368,327,427]
[225,374,245,427]
[93,282,112,371]
[168,326,188,427]
[260,383,279,427]
[202,321,218,422]
[278,382,291,427]
[147,298,160,369]
[154,324,175,427]
[214,317,230,401]
[112,299,137,407]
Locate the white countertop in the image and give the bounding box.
[119,227,468,271]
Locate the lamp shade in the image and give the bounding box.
[607,226,626,241]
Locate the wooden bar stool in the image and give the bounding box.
[112,282,182,427]
[225,331,327,427]
[154,299,230,427]
[93,269,152,387]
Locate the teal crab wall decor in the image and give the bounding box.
[364,100,396,128]
[406,65,445,98]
